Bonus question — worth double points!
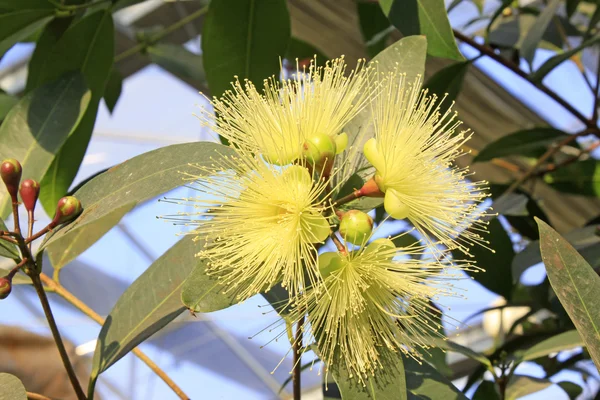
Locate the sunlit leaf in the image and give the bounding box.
[505,375,552,400]
[474,128,568,163]
[0,372,26,399]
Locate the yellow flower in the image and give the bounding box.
[197,57,374,165]
[363,73,489,254]
[181,155,332,300]
[294,239,472,384]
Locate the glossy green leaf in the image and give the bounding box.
[544,159,600,197]
[0,0,54,58]
[0,72,90,218]
[423,61,470,105]
[520,0,561,66]
[0,372,26,400]
[284,37,328,63]
[506,375,552,400]
[381,0,464,60]
[472,381,500,400]
[147,43,206,88]
[88,235,232,398]
[404,356,467,399]
[513,225,600,282]
[532,35,600,83]
[41,142,235,269]
[103,67,123,113]
[0,218,18,260]
[36,10,115,215]
[0,93,17,121]
[202,0,290,99]
[357,1,392,58]
[557,381,582,400]
[452,218,514,300]
[537,218,600,369]
[516,330,583,362]
[474,128,568,163]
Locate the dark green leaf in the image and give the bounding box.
[0,93,17,121]
[284,37,328,63]
[147,43,206,89]
[472,381,500,400]
[513,225,600,282]
[382,0,464,60]
[357,1,392,58]
[516,330,583,362]
[505,375,552,400]
[35,10,115,215]
[537,218,600,369]
[532,35,600,83]
[557,381,583,400]
[0,218,18,260]
[544,159,600,197]
[520,0,561,66]
[0,0,54,58]
[423,61,470,105]
[260,284,292,316]
[429,337,493,370]
[404,356,467,399]
[452,218,514,299]
[202,0,290,99]
[474,128,568,163]
[392,233,421,259]
[566,0,582,18]
[89,236,232,397]
[41,142,235,269]
[103,67,122,114]
[0,73,90,218]
[0,372,26,400]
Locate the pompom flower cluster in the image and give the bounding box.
[180,56,489,385]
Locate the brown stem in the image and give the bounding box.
[12,198,20,235]
[25,224,52,244]
[27,209,33,251]
[534,140,600,177]
[7,258,27,279]
[38,273,190,400]
[29,273,86,400]
[330,232,347,255]
[27,392,52,400]
[292,316,305,400]
[0,235,18,244]
[453,30,597,130]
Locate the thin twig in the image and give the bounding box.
[292,316,305,400]
[25,224,52,244]
[534,140,600,176]
[38,273,190,400]
[27,210,33,252]
[29,273,86,400]
[12,200,20,235]
[453,30,597,130]
[593,50,600,121]
[330,232,347,255]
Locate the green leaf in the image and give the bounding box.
[506,375,552,400]
[532,35,600,83]
[0,218,18,260]
[0,93,17,121]
[103,67,122,113]
[472,381,500,400]
[557,381,583,400]
[0,0,54,58]
[392,233,421,259]
[520,0,561,66]
[0,72,90,218]
[513,225,600,282]
[284,37,328,63]
[381,0,464,61]
[180,256,234,313]
[41,142,235,270]
[147,43,206,89]
[537,218,600,370]
[35,10,115,215]
[473,128,568,163]
[423,61,470,105]
[357,1,392,58]
[260,284,292,316]
[404,356,467,399]
[516,330,583,362]
[0,372,26,400]
[202,0,290,99]
[428,338,493,370]
[544,159,600,197]
[88,235,232,398]
[452,218,514,300]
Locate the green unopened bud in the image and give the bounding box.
[0,277,11,300]
[19,179,40,212]
[302,133,336,167]
[1,159,22,199]
[51,196,82,226]
[384,189,410,220]
[363,138,384,171]
[334,132,348,154]
[339,210,373,245]
[318,252,345,279]
[365,238,396,261]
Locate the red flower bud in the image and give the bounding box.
[0,159,22,200]
[51,196,82,227]
[0,277,11,300]
[19,179,40,212]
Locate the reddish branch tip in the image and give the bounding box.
[0,277,11,300]
[51,196,82,226]
[0,159,22,199]
[19,179,40,212]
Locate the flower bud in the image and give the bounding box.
[51,196,82,226]
[339,210,373,245]
[318,252,345,279]
[364,238,396,261]
[334,132,348,154]
[19,179,40,212]
[0,277,11,300]
[384,189,410,220]
[302,133,336,168]
[1,159,22,199]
